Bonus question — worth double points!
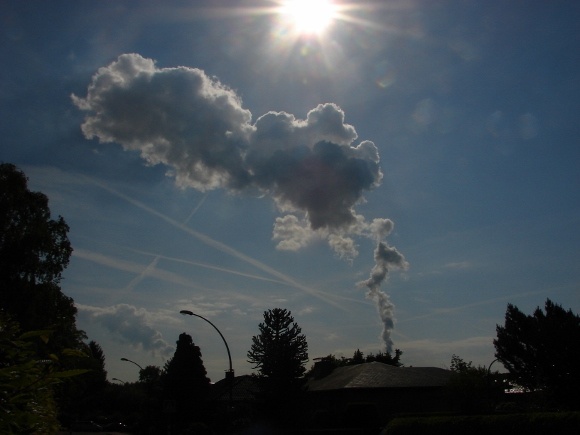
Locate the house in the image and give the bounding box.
[304,362,453,431]
[211,374,260,404]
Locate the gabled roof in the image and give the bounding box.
[306,362,452,391]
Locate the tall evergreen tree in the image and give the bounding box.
[247,308,309,385]
[163,333,210,426]
[247,308,309,428]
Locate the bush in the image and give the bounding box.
[383,412,580,435]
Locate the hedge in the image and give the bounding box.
[383,412,580,435]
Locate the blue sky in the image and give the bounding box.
[1,0,579,383]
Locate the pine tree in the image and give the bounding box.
[247,308,309,426]
[247,308,308,390]
[163,333,210,425]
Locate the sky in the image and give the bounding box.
[1,0,579,383]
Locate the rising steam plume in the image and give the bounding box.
[73,53,407,351]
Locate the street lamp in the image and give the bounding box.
[112,378,126,384]
[121,357,144,371]
[180,310,234,405]
[179,310,234,379]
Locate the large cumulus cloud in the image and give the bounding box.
[73,54,384,259]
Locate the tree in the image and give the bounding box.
[0,312,89,434]
[247,308,309,428]
[447,354,503,413]
[247,308,309,385]
[365,349,403,366]
[139,365,162,384]
[351,349,364,364]
[0,163,81,353]
[163,333,210,427]
[494,299,580,409]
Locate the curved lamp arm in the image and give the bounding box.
[120,357,144,371]
[179,310,233,374]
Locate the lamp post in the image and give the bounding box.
[486,358,501,410]
[179,310,234,404]
[121,357,144,382]
[120,357,144,371]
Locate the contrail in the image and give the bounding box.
[122,193,207,293]
[74,248,208,291]
[129,248,291,286]
[87,177,344,308]
[124,256,160,292]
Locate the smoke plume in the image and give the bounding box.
[358,241,408,353]
[74,53,407,350]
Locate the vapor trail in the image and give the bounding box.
[130,249,290,286]
[88,177,344,308]
[122,193,207,293]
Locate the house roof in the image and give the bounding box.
[306,362,452,391]
[210,375,259,401]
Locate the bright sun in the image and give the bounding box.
[281,0,337,35]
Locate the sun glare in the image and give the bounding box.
[281,0,337,35]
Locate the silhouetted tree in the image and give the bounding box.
[0,163,83,354]
[163,333,210,428]
[305,348,404,380]
[247,308,309,386]
[139,365,162,384]
[351,349,365,364]
[87,341,107,385]
[365,349,403,366]
[0,163,101,424]
[494,299,580,409]
[247,308,308,428]
[447,354,502,413]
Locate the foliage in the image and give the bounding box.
[305,348,403,379]
[139,364,162,383]
[0,163,104,423]
[365,349,403,366]
[247,308,309,384]
[0,313,89,434]
[352,348,364,364]
[163,333,210,427]
[247,308,309,428]
[494,299,580,408]
[447,354,502,414]
[383,412,580,435]
[0,163,83,354]
[57,340,109,419]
